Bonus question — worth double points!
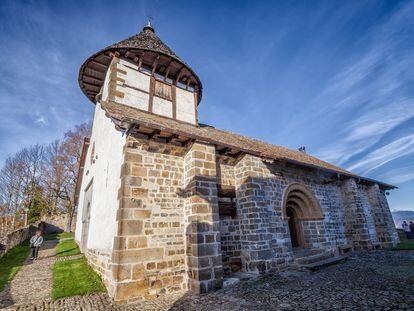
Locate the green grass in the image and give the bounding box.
[52,256,106,299]
[44,232,75,241]
[388,229,414,250]
[390,239,414,250]
[0,240,30,291]
[55,237,80,257]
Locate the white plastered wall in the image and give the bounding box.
[152,96,173,118]
[75,102,125,251]
[103,57,197,125]
[176,87,196,124]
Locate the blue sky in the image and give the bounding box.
[0,0,413,211]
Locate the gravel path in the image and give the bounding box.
[2,250,414,310]
[0,239,58,309]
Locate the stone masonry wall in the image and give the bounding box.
[81,133,397,302]
[234,155,291,273]
[183,142,223,293]
[232,155,350,273]
[111,137,187,301]
[217,163,242,275]
[341,179,379,250]
[87,249,113,289]
[367,184,399,247]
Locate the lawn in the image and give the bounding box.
[44,232,75,241]
[52,256,106,299]
[55,234,80,257]
[389,229,414,250]
[0,240,30,291]
[390,239,414,250]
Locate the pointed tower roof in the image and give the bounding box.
[78,23,203,103]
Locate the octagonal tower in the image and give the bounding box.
[79,22,202,125]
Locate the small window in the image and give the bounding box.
[90,142,95,165]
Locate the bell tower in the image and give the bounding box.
[79,22,202,125]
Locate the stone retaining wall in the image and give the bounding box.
[0,225,36,258]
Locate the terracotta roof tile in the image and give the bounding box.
[100,100,395,189]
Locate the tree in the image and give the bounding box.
[0,122,91,232]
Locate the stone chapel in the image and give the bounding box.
[74,23,399,302]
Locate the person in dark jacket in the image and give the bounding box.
[409,221,414,236]
[29,229,44,260]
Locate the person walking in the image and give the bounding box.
[29,229,44,260]
[409,221,414,236]
[402,221,412,239]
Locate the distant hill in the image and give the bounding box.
[392,210,414,228]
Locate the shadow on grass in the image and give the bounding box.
[0,240,30,307]
[55,237,81,257]
[56,247,79,256]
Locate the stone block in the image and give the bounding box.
[131,166,147,177]
[115,279,148,301]
[131,263,145,280]
[131,188,148,198]
[113,248,164,264]
[133,210,152,219]
[127,236,147,249]
[119,220,143,236]
[124,153,143,163]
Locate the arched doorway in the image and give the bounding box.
[282,183,324,249]
[286,205,301,247]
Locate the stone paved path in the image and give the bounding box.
[2,250,414,310]
[0,239,58,309]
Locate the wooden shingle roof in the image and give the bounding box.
[78,24,203,104]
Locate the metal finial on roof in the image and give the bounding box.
[143,16,154,32]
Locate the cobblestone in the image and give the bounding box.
[0,239,58,309]
[2,251,414,310]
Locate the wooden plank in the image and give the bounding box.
[164,60,174,81]
[84,67,105,77]
[90,60,108,71]
[148,129,161,139]
[151,55,160,76]
[172,85,177,120]
[194,91,198,124]
[148,76,155,113]
[83,82,101,92]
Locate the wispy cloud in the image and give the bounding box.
[347,134,414,174]
[313,2,414,184]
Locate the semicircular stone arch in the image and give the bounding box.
[282,183,324,221]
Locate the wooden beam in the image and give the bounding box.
[164,60,174,81]
[166,134,179,143]
[148,76,155,113]
[218,147,231,155]
[172,85,177,120]
[148,129,161,139]
[90,60,108,71]
[82,74,103,82]
[194,91,198,125]
[84,67,105,77]
[151,55,160,76]
[186,76,192,89]
[134,52,145,71]
[175,66,185,85]
[82,82,101,92]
